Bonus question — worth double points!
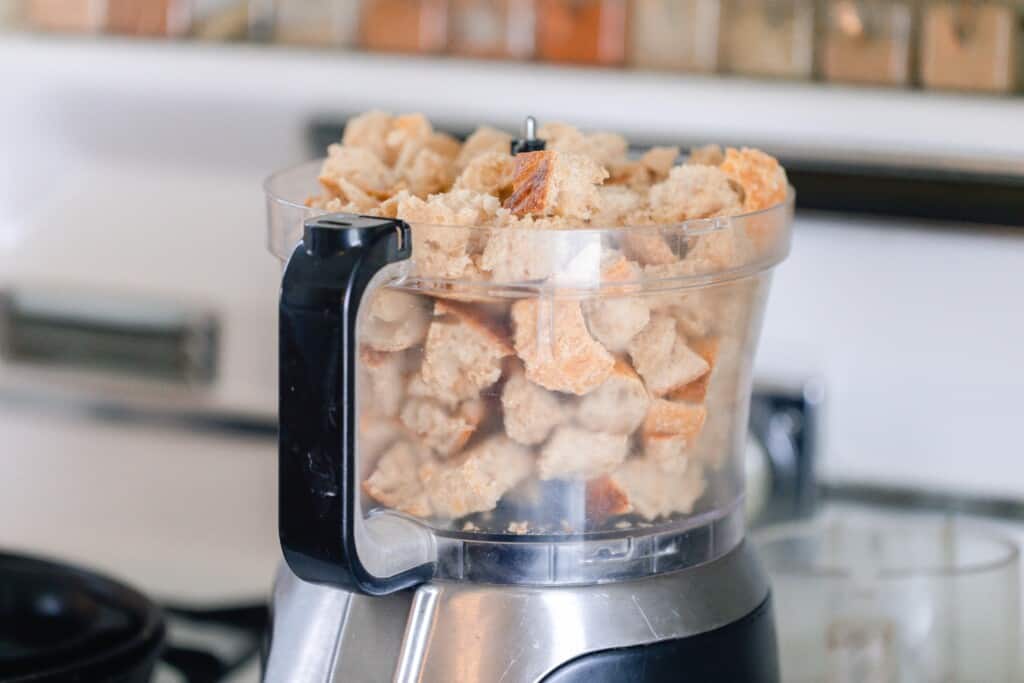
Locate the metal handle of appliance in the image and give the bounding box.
[279,213,435,595]
[0,289,217,385]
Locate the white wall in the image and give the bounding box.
[758,214,1024,497]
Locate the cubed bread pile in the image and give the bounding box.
[307,111,788,533]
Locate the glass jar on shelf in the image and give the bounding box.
[190,1,249,41]
[628,0,721,73]
[26,0,106,32]
[536,0,629,66]
[260,0,361,46]
[719,0,816,79]
[820,0,916,86]
[1,1,23,29]
[360,0,449,54]
[449,0,535,59]
[920,1,1020,93]
[106,0,191,36]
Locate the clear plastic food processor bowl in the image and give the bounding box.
[268,160,793,586]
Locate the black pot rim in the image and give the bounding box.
[0,550,166,683]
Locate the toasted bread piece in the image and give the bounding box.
[456,126,513,171]
[420,435,533,518]
[611,146,681,189]
[360,289,431,352]
[622,230,679,267]
[478,225,555,282]
[362,440,434,517]
[503,150,607,221]
[669,337,720,403]
[719,147,788,211]
[654,290,715,339]
[609,458,706,520]
[627,316,710,396]
[643,399,708,445]
[501,367,569,445]
[641,146,680,179]
[642,432,692,474]
[385,113,433,163]
[594,185,645,224]
[577,359,650,435]
[426,131,461,161]
[586,474,634,523]
[537,122,629,170]
[421,300,513,403]
[397,190,502,279]
[686,144,724,167]
[359,347,411,418]
[396,146,455,197]
[582,253,649,352]
[319,144,396,199]
[406,371,457,409]
[511,298,615,395]
[648,165,744,223]
[341,110,395,163]
[358,414,403,468]
[585,295,650,354]
[453,150,516,198]
[399,396,485,457]
[538,425,629,480]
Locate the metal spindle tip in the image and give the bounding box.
[523,116,537,141]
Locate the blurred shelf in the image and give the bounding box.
[3,33,1024,176]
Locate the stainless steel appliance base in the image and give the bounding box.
[264,540,771,683]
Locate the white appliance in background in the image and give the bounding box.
[0,44,290,595]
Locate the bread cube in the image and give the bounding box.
[538,425,629,480]
[360,289,431,352]
[576,359,649,435]
[421,300,513,403]
[511,298,614,395]
[420,436,533,518]
[501,368,569,446]
[627,315,710,396]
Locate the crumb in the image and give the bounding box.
[507,520,529,534]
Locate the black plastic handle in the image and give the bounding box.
[279,213,434,595]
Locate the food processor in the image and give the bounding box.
[261,129,793,681]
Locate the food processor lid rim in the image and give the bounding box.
[392,249,790,294]
[263,159,796,233]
